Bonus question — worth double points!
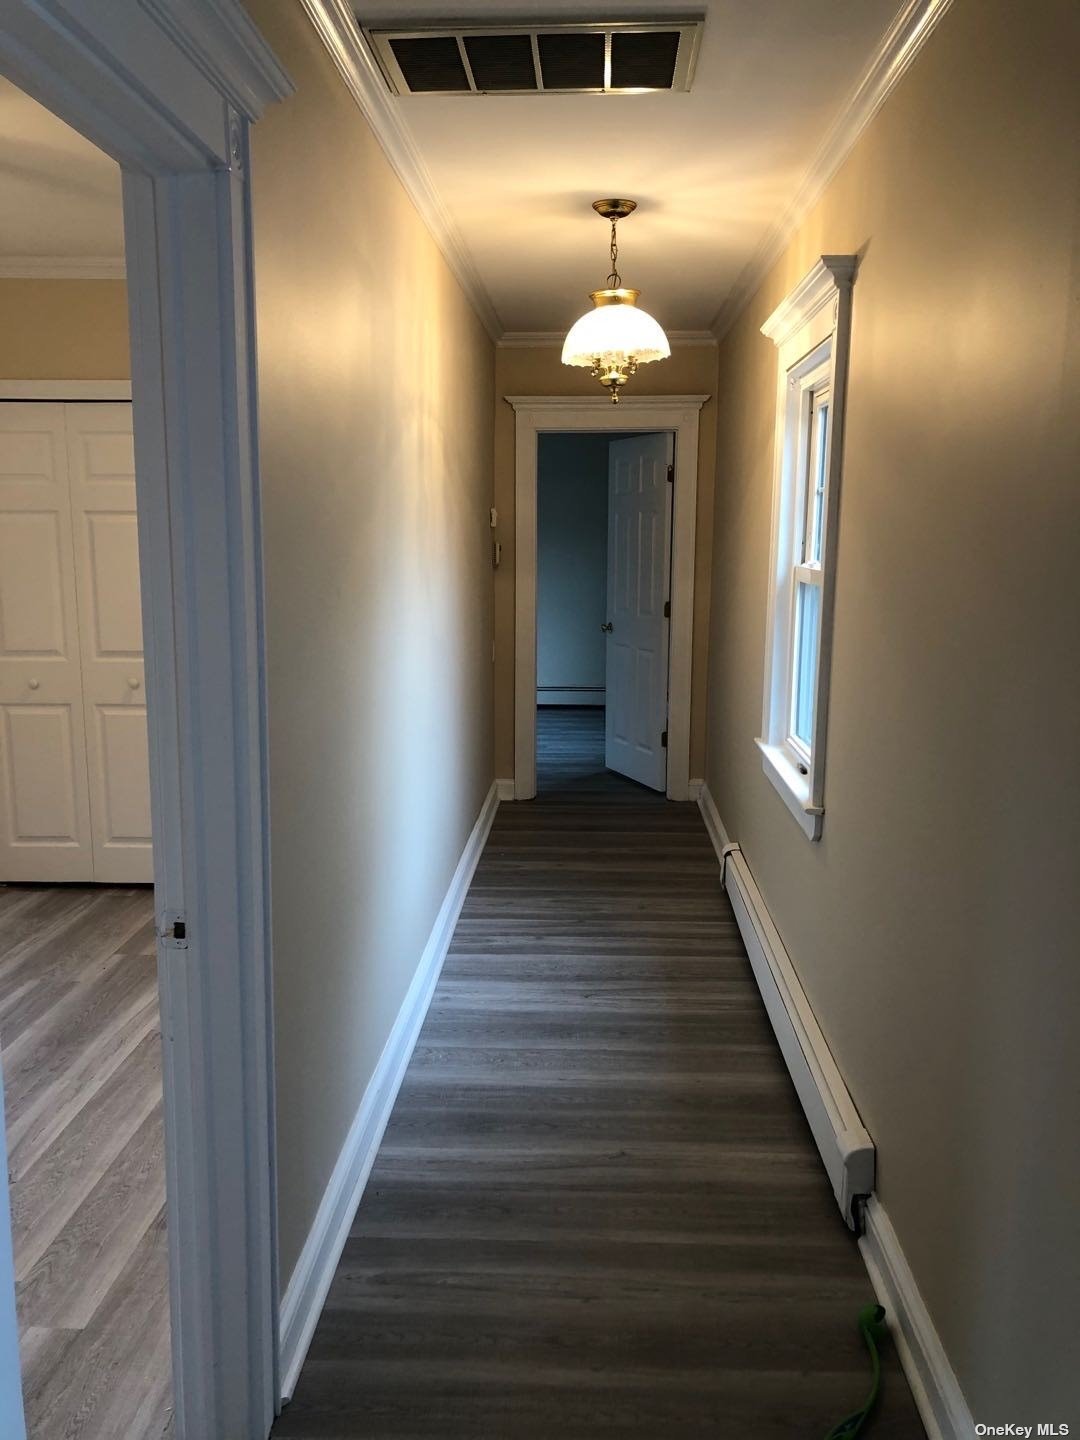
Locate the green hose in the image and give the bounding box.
[823,1304,888,1439]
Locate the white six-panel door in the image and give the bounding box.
[0,402,151,882]
[604,432,674,792]
[66,404,152,882]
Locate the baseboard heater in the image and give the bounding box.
[719,842,875,1230]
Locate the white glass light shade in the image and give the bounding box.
[561,289,671,368]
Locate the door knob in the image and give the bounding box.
[128,677,141,689]
[28,678,40,690]
[600,622,613,633]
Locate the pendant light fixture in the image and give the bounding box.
[561,198,671,402]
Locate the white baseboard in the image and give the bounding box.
[698,784,873,1231]
[686,777,704,801]
[495,778,515,801]
[699,784,971,1437]
[697,781,732,858]
[860,1197,973,1439]
[278,779,500,1400]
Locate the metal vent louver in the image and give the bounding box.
[368,20,702,95]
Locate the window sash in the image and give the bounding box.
[783,368,831,770]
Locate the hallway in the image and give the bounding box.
[273,711,922,1437]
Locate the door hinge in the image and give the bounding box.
[663,599,671,618]
[159,912,188,950]
[666,463,674,483]
[661,729,668,748]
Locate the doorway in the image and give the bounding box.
[509,393,708,802]
[0,8,289,1437]
[536,431,674,795]
[0,381,167,1435]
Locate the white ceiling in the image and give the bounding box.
[0,75,123,270]
[0,3,907,328]
[356,0,903,333]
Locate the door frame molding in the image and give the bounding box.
[0,5,292,1437]
[507,394,709,802]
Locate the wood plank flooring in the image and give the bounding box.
[273,709,924,1437]
[0,883,172,1440]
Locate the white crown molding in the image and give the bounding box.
[505,393,709,413]
[140,0,295,118]
[760,255,856,347]
[299,0,502,340]
[711,0,955,341]
[0,256,126,279]
[497,329,718,349]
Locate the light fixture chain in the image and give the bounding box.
[607,218,621,287]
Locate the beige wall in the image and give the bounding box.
[243,1,495,1285]
[705,0,1079,1421]
[493,344,718,780]
[0,279,129,378]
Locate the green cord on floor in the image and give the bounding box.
[823,1304,888,1439]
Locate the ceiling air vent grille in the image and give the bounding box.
[368,20,703,96]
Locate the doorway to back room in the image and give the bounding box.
[535,430,674,795]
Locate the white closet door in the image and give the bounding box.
[0,403,95,880]
[66,403,153,883]
[604,432,674,792]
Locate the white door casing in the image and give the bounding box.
[604,433,673,791]
[509,395,708,802]
[66,403,153,883]
[0,5,294,1437]
[0,403,95,880]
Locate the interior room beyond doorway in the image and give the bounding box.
[536,429,674,795]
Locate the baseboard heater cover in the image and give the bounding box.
[720,842,875,1229]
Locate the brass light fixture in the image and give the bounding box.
[561,198,671,402]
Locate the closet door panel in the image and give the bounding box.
[0,404,94,880]
[66,403,153,883]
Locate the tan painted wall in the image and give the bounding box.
[0,279,129,378]
[705,0,1079,1420]
[493,344,718,780]
[243,1,495,1285]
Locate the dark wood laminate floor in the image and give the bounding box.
[274,709,923,1437]
[0,883,173,1440]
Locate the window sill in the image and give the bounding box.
[755,739,823,841]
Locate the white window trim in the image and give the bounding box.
[757,255,856,841]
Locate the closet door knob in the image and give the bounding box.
[28,678,40,690]
[128,677,141,689]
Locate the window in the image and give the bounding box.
[757,256,855,840]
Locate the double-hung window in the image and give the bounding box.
[757,256,855,840]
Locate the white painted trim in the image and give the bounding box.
[697,782,732,860]
[758,257,856,843]
[860,1197,974,1440]
[278,781,500,1398]
[0,380,131,400]
[0,256,125,279]
[498,330,718,349]
[686,777,704,801]
[756,740,821,841]
[0,6,294,1436]
[299,0,502,340]
[711,0,955,339]
[507,394,710,412]
[496,778,516,801]
[699,787,973,1435]
[703,818,875,1229]
[508,395,708,802]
